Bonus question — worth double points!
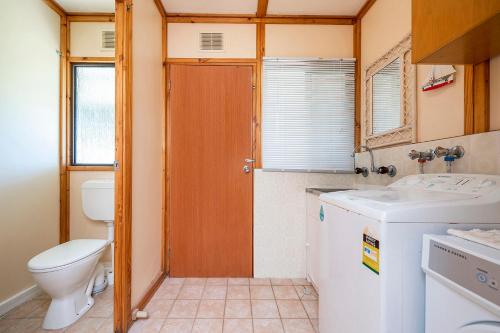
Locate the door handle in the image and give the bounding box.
[245,158,255,163]
[243,165,251,173]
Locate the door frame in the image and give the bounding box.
[165,60,258,276]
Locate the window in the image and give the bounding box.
[262,58,355,172]
[72,64,115,166]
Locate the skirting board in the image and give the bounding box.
[0,285,42,317]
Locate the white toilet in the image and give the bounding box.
[27,179,114,330]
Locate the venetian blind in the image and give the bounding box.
[262,58,355,172]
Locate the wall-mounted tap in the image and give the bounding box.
[360,145,376,173]
[434,145,465,173]
[351,146,369,177]
[377,165,397,177]
[408,149,435,174]
[352,145,396,177]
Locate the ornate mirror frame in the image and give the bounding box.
[364,34,416,148]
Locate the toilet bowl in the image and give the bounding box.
[27,179,114,330]
[28,239,108,329]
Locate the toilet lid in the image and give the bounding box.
[28,239,108,271]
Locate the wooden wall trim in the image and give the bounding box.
[166,15,355,25]
[356,0,376,19]
[67,14,115,22]
[464,65,474,135]
[69,56,115,63]
[153,0,167,17]
[135,272,167,311]
[353,19,362,151]
[114,0,133,332]
[257,0,269,18]
[43,0,67,16]
[464,61,491,135]
[67,165,115,171]
[59,14,70,244]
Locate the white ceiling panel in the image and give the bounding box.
[267,0,366,16]
[162,0,258,14]
[54,0,115,13]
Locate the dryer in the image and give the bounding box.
[423,234,500,333]
[318,174,500,333]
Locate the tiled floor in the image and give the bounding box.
[130,278,319,333]
[0,286,113,333]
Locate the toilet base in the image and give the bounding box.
[42,285,95,330]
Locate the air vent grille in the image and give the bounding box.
[101,30,115,50]
[199,32,224,51]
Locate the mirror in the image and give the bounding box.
[372,58,401,134]
[364,35,416,148]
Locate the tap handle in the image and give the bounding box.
[434,146,449,158]
[377,166,389,174]
[408,150,420,160]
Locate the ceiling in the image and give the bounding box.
[54,0,367,16]
[54,0,115,13]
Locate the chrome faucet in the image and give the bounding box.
[360,145,376,173]
[351,146,369,177]
[434,145,465,173]
[408,149,435,174]
[352,145,397,177]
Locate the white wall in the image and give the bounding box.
[0,0,60,304]
[70,22,115,57]
[168,23,256,58]
[131,0,164,308]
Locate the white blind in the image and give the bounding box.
[372,58,401,134]
[262,58,355,172]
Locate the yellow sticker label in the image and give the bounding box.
[362,233,380,275]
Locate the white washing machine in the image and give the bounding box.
[422,234,500,333]
[318,174,500,333]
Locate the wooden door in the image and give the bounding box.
[169,64,254,277]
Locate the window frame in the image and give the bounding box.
[70,62,115,168]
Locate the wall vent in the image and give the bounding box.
[199,32,224,52]
[101,30,115,50]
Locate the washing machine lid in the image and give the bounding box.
[320,174,500,223]
[28,239,107,271]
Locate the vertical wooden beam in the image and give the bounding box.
[473,60,490,133]
[464,61,490,135]
[59,14,70,243]
[255,23,265,168]
[257,0,269,18]
[114,0,133,332]
[353,19,362,151]
[161,16,169,275]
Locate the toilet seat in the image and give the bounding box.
[28,239,107,272]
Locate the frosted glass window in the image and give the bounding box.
[262,58,355,172]
[72,64,115,165]
[372,58,401,134]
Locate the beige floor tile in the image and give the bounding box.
[160,319,194,333]
[178,285,204,300]
[249,278,271,286]
[192,319,223,333]
[202,286,227,300]
[26,300,50,318]
[4,318,42,333]
[272,287,299,300]
[224,300,252,319]
[197,300,225,319]
[301,301,318,319]
[155,284,183,300]
[270,279,293,286]
[184,278,207,286]
[291,279,310,286]
[129,319,165,333]
[206,278,227,286]
[294,286,317,301]
[223,319,253,333]
[65,317,106,333]
[145,299,175,318]
[253,319,284,333]
[250,286,274,300]
[310,319,319,333]
[86,296,114,318]
[164,278,185,285]
[276,301,307,319]
[168,300,200,318]
[227,278,249,286]
[282,319,314,333]
[251,300,280,319]
[96,318,113,333]
[4,300,47,319]
[0,319,16,333]
[227,286,250,300]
